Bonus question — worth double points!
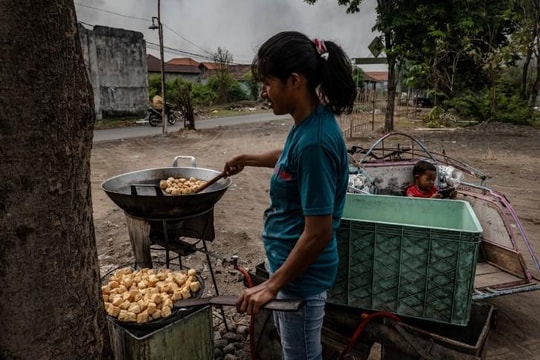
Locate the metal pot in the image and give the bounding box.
[101,156,232,219]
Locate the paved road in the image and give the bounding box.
[93,112,290,143]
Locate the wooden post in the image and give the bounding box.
[125,213,152,268]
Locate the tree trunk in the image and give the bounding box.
[521,46,533,101]
[385,53,397,133]
[0,1,109,359]
[529,41,540,108]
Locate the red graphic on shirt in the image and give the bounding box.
[279,170,292,181]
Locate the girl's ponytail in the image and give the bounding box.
[317,40,357,116]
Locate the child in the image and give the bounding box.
[224,31,356,360]
[406,160,457,198]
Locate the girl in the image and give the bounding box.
[223,31,356,360]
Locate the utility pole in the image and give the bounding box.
[150,0,167,136]
[158,0,167,136]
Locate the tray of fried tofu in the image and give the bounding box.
[101,267,204,327]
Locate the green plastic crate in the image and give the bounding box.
[329,194,483,326]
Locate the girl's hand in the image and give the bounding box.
[223,156,245,177]
[236,280,278,316]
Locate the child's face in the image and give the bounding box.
[415,170,437,191]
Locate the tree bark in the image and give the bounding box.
[0,1,109,358]
[385,51,397,133]
[529,34,540,107]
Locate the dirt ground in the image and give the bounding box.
[91,118,540,359]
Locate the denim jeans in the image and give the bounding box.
[272,290,327,360]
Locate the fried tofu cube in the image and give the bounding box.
[128,303,141,314]
[189,281,201,293]
[174,274,187,287]
[101,285,112,295]
[151,310,162,320]
[162,297,173,309]
[151,293,162,305]
[118,310,129,322]
[126,311,137,322]
[172,289,183,301]
[119,300,131,310]
[136,312,149,324]
[180,288,191,300]
[146,302,157,315]
[107,305,121,317]
[111,295,123,307]
[162,305,172,318]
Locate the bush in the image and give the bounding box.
[445,91,534,125]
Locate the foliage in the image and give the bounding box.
[353,67,365,90]
[207,74,248,103]
[305,0,540,130]
[213,47,234,103]
[244,72,260,100]
[167,78,195,129]
[148,74,163,98]
[444,90,535,125]
[148,72,249,108]
[191,83,218,107]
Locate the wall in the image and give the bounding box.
[79,24,148,120]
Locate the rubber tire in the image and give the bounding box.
[148,113,160,127]
[167,113,176,125]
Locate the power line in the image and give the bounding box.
[74,2,150,22]
[75,2,216,60]
[146,42,214,61]
[161,23,214,57]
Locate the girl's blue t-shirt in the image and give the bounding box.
[262,105,349,297]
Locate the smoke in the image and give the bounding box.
[75,0,381,67]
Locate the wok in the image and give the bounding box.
[101,156,232,219]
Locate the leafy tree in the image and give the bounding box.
[207,74,248,103]
[353,67,365,90]
[1,0,109,358]
[244,72,260,100]
[191,83,218,107]
[168,78,196,129]
[512,0,540,106]
[213,47,234,103]
[148,74,162,98]
[307,0,528,126]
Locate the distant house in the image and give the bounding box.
[198,62,252,96]
[198,62,250,80]
[167,57,200,67]
[147,55,201,82]
[364,72,388,92]
[362,72,380,90]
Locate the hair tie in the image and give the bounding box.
[313,38,329,61]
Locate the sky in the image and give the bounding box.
[74,0,387,71]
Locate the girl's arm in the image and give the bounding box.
[224,149,282,176]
